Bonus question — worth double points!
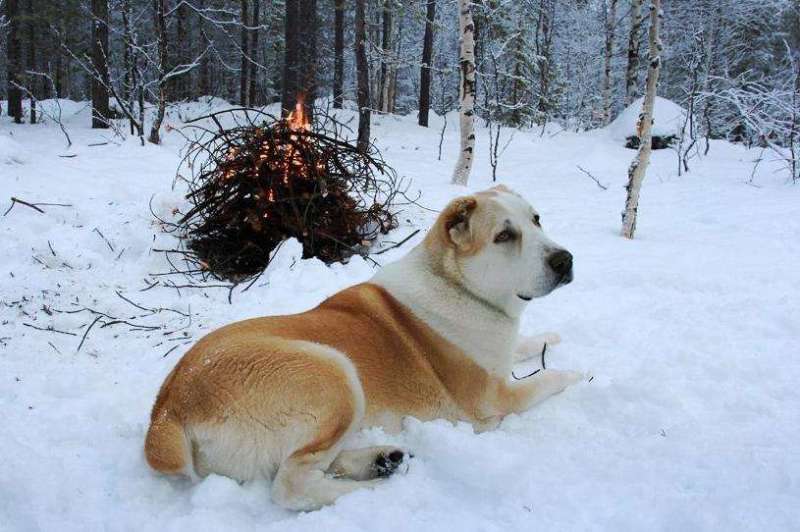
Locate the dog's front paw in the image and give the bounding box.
[538,332,561,346]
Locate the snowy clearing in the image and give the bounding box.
[1,100,799,531]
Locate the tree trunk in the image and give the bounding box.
[451,0,476,186]
[355,0,370,152]
[5,0,22,122]
[333,0,345,108]
[25,0,36,124]
[624,0,642,106]
[91,0,110,128]
[418,0,436,127]
[536,0,554,125]
[601,0,618,124]
[378,0,392,113]
[240,0,250,106]
[282,0,317,120]
[621,0,662,239]
[174,1,189,101]
[249,0,261,105]
[197,0,210,97]
[148,0,168,144]
[122,0,134,134]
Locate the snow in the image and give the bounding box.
[0,134,28,165]
[1,100,799,531]
[606,95,688,141]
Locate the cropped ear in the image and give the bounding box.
[442,196,478,249]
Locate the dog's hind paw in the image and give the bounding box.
[372,449,409,478]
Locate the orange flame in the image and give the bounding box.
[287,94,311,131]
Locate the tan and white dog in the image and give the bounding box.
[145,185,584,511]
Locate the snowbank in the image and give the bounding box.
[606,96,687,142]
[0,134,27,164]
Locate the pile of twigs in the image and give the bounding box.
[171,108,400,282]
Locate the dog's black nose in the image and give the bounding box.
[548,249,573,278]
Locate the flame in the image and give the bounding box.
[287,94,311,131]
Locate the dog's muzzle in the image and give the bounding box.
[548,249,573,285]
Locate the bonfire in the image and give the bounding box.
[173,98,400,282]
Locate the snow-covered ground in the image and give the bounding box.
[1,99,799,531]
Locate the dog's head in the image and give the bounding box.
[425,185,572,317]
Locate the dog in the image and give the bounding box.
[144,185,584,511]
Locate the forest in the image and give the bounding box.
[2,0,799,176]
[2,1,800,530]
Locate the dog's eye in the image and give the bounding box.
[494,230,515,243]
[533,214,541,227]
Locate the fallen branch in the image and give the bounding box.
[374,229,421,255]
[3,197,73,216]
[23,323,77,336]
[576,165,609,190]
[77,316,103,352]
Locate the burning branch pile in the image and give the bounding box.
[174,104,400,282]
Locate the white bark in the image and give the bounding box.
[624,0,642,106]
[621,0,662,239]
[601,0,618,124]
[451,0,476,186]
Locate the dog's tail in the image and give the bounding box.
[145,409,191,475]
[144,367,192,476]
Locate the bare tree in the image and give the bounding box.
[90,0,110,128]
[378,0,393,113]
[333,0,345,108]
[536,0,556,127]
[451,0,476,186]
[624,0,642,106]
[621,0,663,239]
[148,0,168,144]
[248,0,261,105]
[355,0,370,152]
[601,0,618,124]
[24,0,37,124]
[239,0,250,105]
[5,0,23,123]
[418,0,435,127]
[197,0,210,96]
[282,0,317,119]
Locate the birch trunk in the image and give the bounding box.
[601,0,618,125]
[451,0,476,186]
[624,0,642,106]
[379,0,392,113]
[621,0,662,239]
[148,0,168,144]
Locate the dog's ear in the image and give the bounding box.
[442,196,478,249]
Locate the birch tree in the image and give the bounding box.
[624,0,642,106]
[601,0,618,124]
[451,0,476,186]
[148,0,168,144]
[621,0,663,239]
